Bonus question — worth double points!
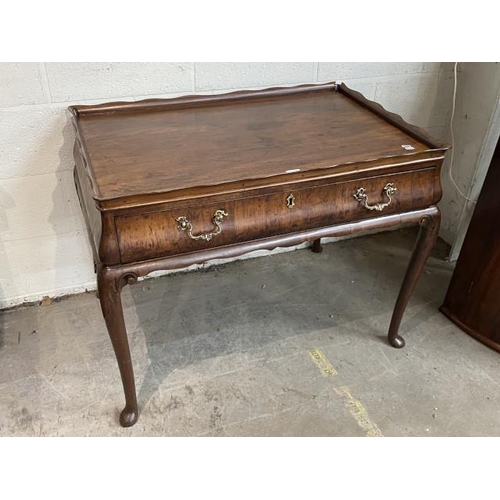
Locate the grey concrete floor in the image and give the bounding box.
[1,228,499,436]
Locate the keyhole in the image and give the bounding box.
[286,193,295,209]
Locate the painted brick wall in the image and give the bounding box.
[439,63,500,260]
[0,62,454,308]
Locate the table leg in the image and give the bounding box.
[387,209,441,348]
[311,238,323,253]
[97,267,139,427]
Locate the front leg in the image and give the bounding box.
[388,209,441,348]
[97,267,139,427]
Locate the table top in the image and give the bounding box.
[70,83,448,204]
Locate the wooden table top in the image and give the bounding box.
[70,83,446,203]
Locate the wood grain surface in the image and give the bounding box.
[115,167,438,264]
[71,84,443,203]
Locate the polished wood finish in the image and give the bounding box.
[97,267,138,426]
[388,209,441,347]
[70,82,449,426]
[114,166,438,264]
[440,136,500,351]
[70,83,446,208]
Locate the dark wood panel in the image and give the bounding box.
[440,137,500,347]
[73,152,101,262]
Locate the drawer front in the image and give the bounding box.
[115,168,436,264]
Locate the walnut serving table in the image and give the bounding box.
[70,83,449,427]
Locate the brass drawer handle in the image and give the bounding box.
[176,209,228,241]
[353,183,397,212]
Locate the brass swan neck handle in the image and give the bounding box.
[176,209,229,241]
[353,183,397,212]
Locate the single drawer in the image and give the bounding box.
[115,167,437,264]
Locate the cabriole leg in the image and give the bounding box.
[97,267,139,427]
[388,210,441,348]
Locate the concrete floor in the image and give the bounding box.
[1,228,499,436]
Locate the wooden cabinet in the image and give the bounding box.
[440,137,500,350]
[71,82,449,426]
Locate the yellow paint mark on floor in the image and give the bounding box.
[309,349,338,376]
[334,386,384,437]
[308,349,383,436]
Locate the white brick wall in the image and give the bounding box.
[195,62,316,91]
[0,62,454,308]
[45,63,194,102]
[439,63,500,259]
[0,63,46,107]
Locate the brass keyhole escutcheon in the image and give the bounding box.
[286,193,295,209]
